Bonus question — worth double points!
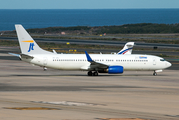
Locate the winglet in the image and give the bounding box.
[85,51,93,62]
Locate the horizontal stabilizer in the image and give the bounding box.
[8,53,20,57]
[20,54,34,59]
[52,49,57,54]
[8,52,33,59]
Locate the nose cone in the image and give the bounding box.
[166,61,172,68]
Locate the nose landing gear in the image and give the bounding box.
[43,67,47,71]
[153,71,157,76]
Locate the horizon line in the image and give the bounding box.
[1,8,179,10]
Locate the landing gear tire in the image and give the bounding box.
[93,71,98,76]
[88,71,93,76]
[43,67,47,71]
[153,72,157,76]
[88,71,98,76]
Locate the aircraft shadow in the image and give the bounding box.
[1,74,168,77]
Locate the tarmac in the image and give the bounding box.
[0,47,179,120]
[1,36,179,49]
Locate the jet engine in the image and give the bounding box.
[98,66,123,74]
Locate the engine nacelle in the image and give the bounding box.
[98,66,123,74]
[108,66,123,74]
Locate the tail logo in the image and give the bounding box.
[118,48,132,54]
[28,43,35,52]
[22,40,35,52]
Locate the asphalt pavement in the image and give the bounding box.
[1,36,179,49]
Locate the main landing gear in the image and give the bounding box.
[88,71,98,76]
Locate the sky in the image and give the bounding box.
[0,0,179,9]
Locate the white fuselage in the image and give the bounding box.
[21,54,171,71]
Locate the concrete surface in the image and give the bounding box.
[0,47,179,120]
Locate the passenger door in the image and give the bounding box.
[153,57,156,65]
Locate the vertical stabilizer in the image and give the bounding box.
[118,42,134,55]
[15,24,52,55]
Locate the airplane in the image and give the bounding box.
[109,42,134,55]
[9,24,172,76]
[117,42,134,55]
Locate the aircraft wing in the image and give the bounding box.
[85,51,108,70]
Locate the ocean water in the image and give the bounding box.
[0,9,179,31]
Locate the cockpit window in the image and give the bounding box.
[160,59,165,61]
